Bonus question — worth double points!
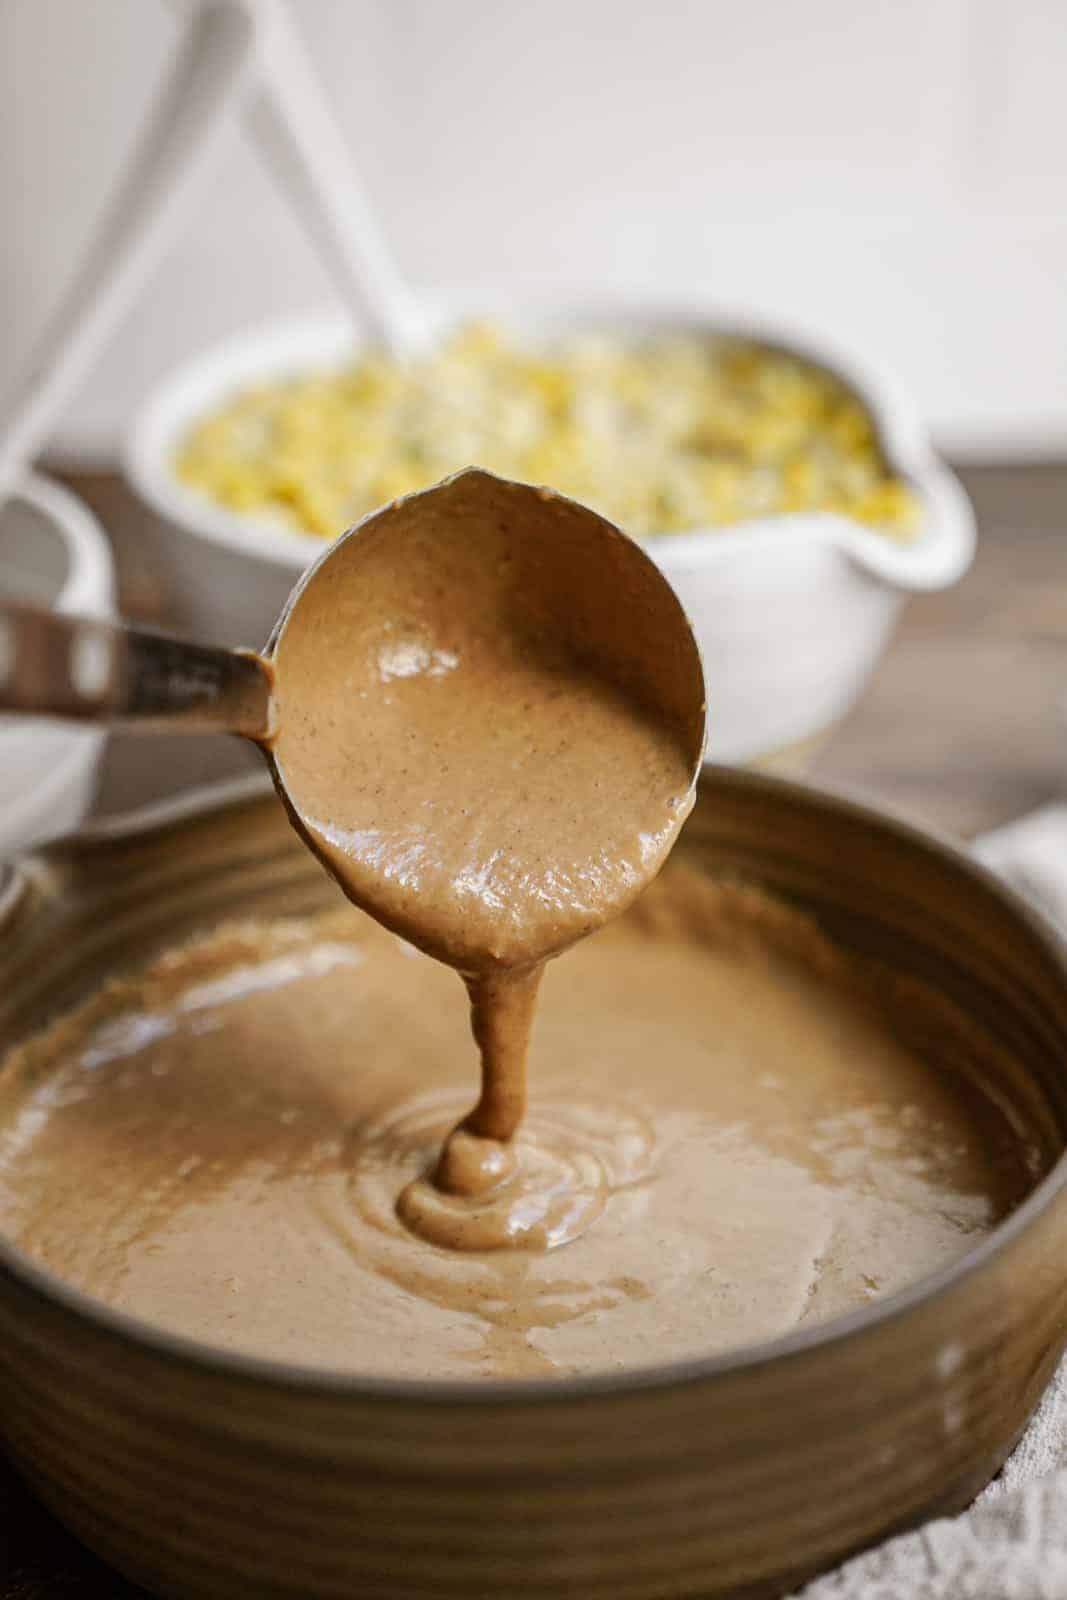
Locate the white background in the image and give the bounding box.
[2,0,1066,459]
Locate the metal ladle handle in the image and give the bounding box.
[0,603,273,741]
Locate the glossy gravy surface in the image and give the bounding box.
[0,867,1032,1380]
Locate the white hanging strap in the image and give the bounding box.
[0,0,430,505]
[0,1,260,499]
[247,0,433,356]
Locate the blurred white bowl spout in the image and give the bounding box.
[0,475,115,857]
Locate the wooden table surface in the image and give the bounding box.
[2,462,1065,1594]
[820,463,1067,838]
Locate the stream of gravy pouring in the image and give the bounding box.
[266,470,705,1253]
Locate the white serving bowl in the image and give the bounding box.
[0,474,115,858]
[124,305,975,766]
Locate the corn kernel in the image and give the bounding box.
[173,325,920,543]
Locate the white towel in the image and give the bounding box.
[800,805,1067,1599]
[800,1382,1067,1598]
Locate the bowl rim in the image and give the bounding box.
[122,301,975,596]
[2,767,1066,1404]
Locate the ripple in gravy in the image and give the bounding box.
[0,866,1035,1380]
[266,472,702,1247]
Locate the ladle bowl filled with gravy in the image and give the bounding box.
[2,770,1067,1598]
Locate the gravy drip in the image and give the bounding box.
[267,474,699,1247]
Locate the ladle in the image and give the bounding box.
[0,472,707,932]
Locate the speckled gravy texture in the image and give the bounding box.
[266,473,702,1243]
[0,867,1034,1380]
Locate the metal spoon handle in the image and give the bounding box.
[0,603,273,740]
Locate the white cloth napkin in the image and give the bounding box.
[800,1380,1067,1599]
[798,804,1067,1599]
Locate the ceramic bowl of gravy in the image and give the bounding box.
[123,304,974,768]
[1,767,1066,1599]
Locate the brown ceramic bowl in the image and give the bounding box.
[2,769,1067,1600]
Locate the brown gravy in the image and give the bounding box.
[0,868,1034,1380]
[0,474,1037,1381]
[267,475,697,1246]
